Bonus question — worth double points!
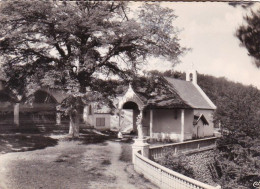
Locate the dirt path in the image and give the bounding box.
[0,138,157,189]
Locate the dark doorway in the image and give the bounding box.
[122,101,140,133]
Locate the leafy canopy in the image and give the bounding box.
[0,1,187,105]
[236,9,260,67]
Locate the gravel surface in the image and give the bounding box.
[0,137,157,189]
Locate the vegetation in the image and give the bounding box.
[156,151,194,178]
[0,1,187,137]
[236,8,260,68]
[152,70,260,188]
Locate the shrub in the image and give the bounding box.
[156,151,194,178]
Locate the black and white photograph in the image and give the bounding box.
[0,1,259,189]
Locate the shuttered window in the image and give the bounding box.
[96,117,105,127]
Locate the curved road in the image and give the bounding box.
[0,139,158,189]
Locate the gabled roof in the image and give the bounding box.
[129,77,192,109]
[118,76,216,110]
[193,114,209,125]
[164,77,216,110]
[39,88,69,104]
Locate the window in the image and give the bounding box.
[96,117,105,127]
[189,73,193,82]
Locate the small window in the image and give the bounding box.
[96,117,105,127]
[189,73,193,82]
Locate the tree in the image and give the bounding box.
[236,9,260,67]
[0,1,187,137]
[196,74,260,189]
[163,72,260,188]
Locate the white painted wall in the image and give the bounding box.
[194,109,214,137]
[83,105,94,126]
[183,109,194,140]
[193,119,205,138]
[93,114,110,130]
[152,109,194,142]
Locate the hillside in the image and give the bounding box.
[153,70,260,188]
[197,74,260,134]
[151,70,260,133]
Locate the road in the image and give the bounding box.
[0,138,158,189]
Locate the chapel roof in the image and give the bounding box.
[164,77,216,110]
[120,76,216,110]
[127,77,192,109]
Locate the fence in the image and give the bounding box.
[149,137,217,160]
[134,151,220,189]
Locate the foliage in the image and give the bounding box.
[156,151,194,178]
[0,1,186,100]
[214,136,260,189]
[236,9,260,67]
[153,70,260,188]
[147,69,185,80]
[0,1,187,136]
[196,74,260,189]
[221,8,260,187]
[228,2,255,9]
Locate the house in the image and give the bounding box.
[83,103,112,130]
[0,81,70,126]
[85,70,216,142]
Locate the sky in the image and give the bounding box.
[1,2,260,89]
[134,2,260,89]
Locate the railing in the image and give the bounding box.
[150,137,217,160]
[134,151,219,189]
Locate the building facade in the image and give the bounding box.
[86,70,216,142]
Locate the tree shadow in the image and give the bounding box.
[0,134,58,154]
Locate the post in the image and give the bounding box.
[56,105,61,125]
[132,139,150,164]
[149,109,153,138]
[14,103,19,126]
[118,109,121,129]
[181,109,185,142]
[137,109,144,139]
[132,107,149,163]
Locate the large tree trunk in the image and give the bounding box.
[14,103,19,126]
[69,109,80,138]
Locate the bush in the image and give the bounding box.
[156,151,194,178]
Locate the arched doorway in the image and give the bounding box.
[121,101,140,133]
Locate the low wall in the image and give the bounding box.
[149,137,217,160]
[134,152,219,189]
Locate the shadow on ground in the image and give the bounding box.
[0,134,58,154]
[0,125,118,154]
